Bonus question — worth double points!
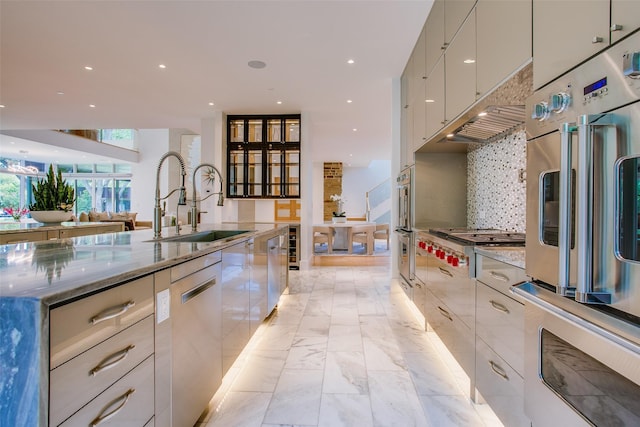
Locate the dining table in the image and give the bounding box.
[314,221,377,254]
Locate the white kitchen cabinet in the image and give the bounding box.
[425,56,446,141]
[425,0,445,77]
[400,70,411,166]
[445,0,476,43]
[533,0,609,89]
[445,9,476,122]
[412,79,427,152]
[412,26,427,86]
[476,0,532,97]
[611,0,640,43]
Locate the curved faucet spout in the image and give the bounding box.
[154,151,188,239]
[191,163,224,231]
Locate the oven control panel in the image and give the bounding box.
[527,30,640,139]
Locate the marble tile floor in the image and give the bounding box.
[199,266,503,427]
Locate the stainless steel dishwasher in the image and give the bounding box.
[170,253,222,427]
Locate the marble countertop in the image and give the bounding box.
[0,222,287,305]
[0,221,119,233]
[474,246,526,269]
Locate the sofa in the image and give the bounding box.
[78,211,152,231]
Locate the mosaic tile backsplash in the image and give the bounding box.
[467,129,526,232]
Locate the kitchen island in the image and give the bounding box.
[0,222,288,426]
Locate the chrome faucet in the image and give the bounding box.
[154,151,188,239]
[191,163,224,232]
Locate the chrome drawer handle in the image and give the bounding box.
[90,301,136,325]
[489,360,509,381]
[90,388,135,426]
[89,345,135,377]
[489,300,510,314]
[437,305,453,321]
[438,267,453,278]
[489,271,509,282]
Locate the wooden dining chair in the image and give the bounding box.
[373,223,390,249]
[349,224,375,254]
[313,226,333,253]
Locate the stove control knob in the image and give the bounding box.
[531,101,550,121]
[452,257,459,267]
[550,92,571,114]
[440,251,446,260]
[446,254,453,264]
[427,245,433,253]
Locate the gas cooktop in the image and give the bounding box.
[428,228,525,245]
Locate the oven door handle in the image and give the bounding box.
[575,114,616,304]
[511,282,639,354]
[558,122,576,297]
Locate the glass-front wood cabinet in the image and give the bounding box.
[227,115,300,198]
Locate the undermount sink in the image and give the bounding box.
[152,229,252,243]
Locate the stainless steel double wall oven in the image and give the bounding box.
[396,166,414,288]
[515,31,640,426]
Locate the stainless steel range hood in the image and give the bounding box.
[417,61,533,153]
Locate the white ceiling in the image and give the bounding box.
[0,0,431,167]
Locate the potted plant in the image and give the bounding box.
[330,194,347,223]
[29,165,75,223]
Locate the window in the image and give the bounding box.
[0,160,132,215]
[227,114,300,198]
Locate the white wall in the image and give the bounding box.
[130,129,169,222]
[342,160,391,218]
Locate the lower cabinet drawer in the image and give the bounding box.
[424,289,475,379]
[58,355,155,427]
[50,275,154,368]
[476,281,524,376]
[475,338,530,427]
[50,316,155,426]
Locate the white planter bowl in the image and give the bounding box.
[30,210,73,223]
[332,216,347,223]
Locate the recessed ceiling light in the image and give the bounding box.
[425,99,435,103]
[9,141,15,144]
[347,59,355,64]
[56,91,64,95]
[0,104,5,108]
[158,64,167,69]
[352,128,357,132]
[463,59,476,64]
[248,60,266,69]
[347,99,353,103]
[84,66,93,71]
[89,104,96,108]
[478,111,488,117]
[276,101,282,105]
[349,153,353,157]
[208,102,215,106]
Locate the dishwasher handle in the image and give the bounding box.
[182,277,216,304]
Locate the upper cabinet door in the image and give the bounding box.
[412,26,427,85]
[533,0,609,89]
[425,56,446,140]
[610,0,640,43]
[476,0,532,97]
[425,0,445,77]
[444,0,477,43]
[445,10,476,122]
